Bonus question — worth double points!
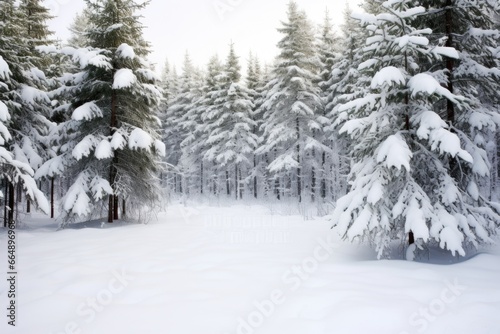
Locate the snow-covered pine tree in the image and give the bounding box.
[165,52,202,195]
[0,0,49,225]
[419,1,500,202]
[324,4,367,203]
[17,0,56,213]
[56,0,164,224]
[178,54,222,197]
[67,8,91,48]
[202,44,257,199]
[331,0,499,259]
[317,9,342,204]
[257,1,324,203]
[246,53,265,199]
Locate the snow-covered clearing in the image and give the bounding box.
[1,204,499,334]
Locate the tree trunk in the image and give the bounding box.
[51,177,55,219]
[108,90,117,223]
[3,180,8,227]
[8,183,14,227]
[275,178,280,200]
[235,164,238,200]
[321,152,326,199]
[409,231,415,245]
[253,155,258,199]
[200,161,204,195]
[114,195,119,220]
[296,117,301,203]
[26,197,30,213]
[122,199,126,218]
[239,166,243,199]
[226,170,230,196]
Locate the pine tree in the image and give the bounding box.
[419,1,500,201]
[317,9,342,203]
[0,0,49,225]
[257,1,324,203]
[331,0,499,259]
[202,44,257,199]
[165,52,201,194]
[54,0,164,224]
[67,8,91,48]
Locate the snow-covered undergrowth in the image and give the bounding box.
[1,204,499,334]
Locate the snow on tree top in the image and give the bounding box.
[113,69,137,89]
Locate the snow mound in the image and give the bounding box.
[113,68,136,89]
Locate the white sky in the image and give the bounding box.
[44,0,362,74]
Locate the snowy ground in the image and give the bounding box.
[1,203,499,334]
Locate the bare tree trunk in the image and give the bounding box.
[226,170,230,196]
[253,155,257,199]
[235,164,238,200]
[296,117,301,203]
[200,161,204,195]
[51,177,55,219]
[3,180,8,227]
[114,195,119,220]
[122,199,126,218]
[8,183,14,227]
[321,152,326,199]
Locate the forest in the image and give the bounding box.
[0,0,499,259]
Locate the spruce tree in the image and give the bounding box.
[56,0,164,223]
[331,0,499,259]
[257,1,323,203]
[202,44,257,199]
[0,0,49,225]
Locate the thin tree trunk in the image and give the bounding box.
[275,178,280,200]
[8,183,14,227]
[296,117,301,203]
[239,166,243,199]
[226,170,230,196]
[3,180,8,227]
[253,155,257,199]
[108,90,117,223]
[321,152,326,199]
[114,195,119,220]
[51,177,55,219]
[235,164,238,200]
[122,199,126,218]
[200,161,204,195]
[26,197,30,213]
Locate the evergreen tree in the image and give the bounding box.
[67,8,91,48]
[257,1,324,203]
[202,44,257,199]
[0,0,49,225]
[331,0,499,259]
[419,1,500,201]
[165,52,201,194]
[55,0,164,224]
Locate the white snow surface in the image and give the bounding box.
[1,204,499,334]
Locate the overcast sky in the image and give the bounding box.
[44,0,362,74]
